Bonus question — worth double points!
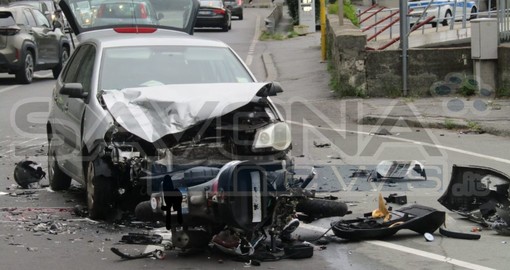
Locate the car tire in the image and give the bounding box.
[239,13,243,20]
[52,46,70,79]
[15,51,34,84]
[442,10,452,26]
[48,139,72,191]
[470,7,478,20]
[222,23,229,32]
[86,160,114,220]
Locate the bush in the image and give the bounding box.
[286,0,358,26]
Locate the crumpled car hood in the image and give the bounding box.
[101,83,271,143]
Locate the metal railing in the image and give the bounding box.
[357,2,510,46]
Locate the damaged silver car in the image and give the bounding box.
[46,0,293,219]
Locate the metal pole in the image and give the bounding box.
[399,0,408,96]
[462,0,467,28]
[320,0,326,60]
[450,0,457,30]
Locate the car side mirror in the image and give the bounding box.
[257,82,284,97]
[60,83,88,98]
[157,13,164,20]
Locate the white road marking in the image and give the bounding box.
[288,120,510,165]
[367,240,496,270]
[0,85,20,94]
[245,15,261,66]
[299,223,495,270]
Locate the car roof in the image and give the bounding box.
[0,5,34,11]
[79,28,228,49]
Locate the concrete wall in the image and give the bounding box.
[326,14,510,97]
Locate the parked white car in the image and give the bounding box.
[408,0,478,27]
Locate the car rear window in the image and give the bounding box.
[100,45,253,90]
[97,2,149,19]
[199,1,223,7]
[0,12,16,27]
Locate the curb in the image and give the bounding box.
[261,52,278,81]
[358,115,510,138]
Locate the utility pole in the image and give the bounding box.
[399,0,408,96]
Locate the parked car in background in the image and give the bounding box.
[224,0,243,20]
[10,0,57,24]
[0,4,70,83]
[195,0,231,31]
[408,0,478,27]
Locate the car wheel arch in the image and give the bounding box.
[21,41,37,64]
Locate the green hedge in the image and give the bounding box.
[285,0,358,26]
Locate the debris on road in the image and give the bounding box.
[438,165,510,231]
[120,233,163,245]
[438,226,481,240]
[371,127,392,136]
[331,194,445,240]
[13,160,46,189]
[384,193,408,205]
[369,160,427,182]
[313,141,330,148]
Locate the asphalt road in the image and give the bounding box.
[0,7,509,270]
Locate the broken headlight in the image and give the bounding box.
[252,122,291,151]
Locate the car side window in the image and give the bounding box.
[23,9,36,26]
[32,9,50,27]
[62,45,96,93]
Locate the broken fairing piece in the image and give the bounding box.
[331,204,445,240]
[438,165,510,225]
[120,233,163,245]
[385,194,408,205]
[370,160,427,182]
[13,160,46,189]
[111,247,165,260]
[438,226,481,240]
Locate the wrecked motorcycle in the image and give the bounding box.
[134,161,349,257]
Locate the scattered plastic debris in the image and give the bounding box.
[372,128,392,136]
[369,160,427,182]
[384,194,408,205]
[424,233,434,242]
[313,141,330,148]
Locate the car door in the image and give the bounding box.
[52,44,96,182]
[31,9,59,64]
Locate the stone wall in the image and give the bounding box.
[326,14,496,97]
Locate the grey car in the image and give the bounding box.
[47,0,291,219]
[0,5,70,83]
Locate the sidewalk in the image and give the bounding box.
[260,4,510,138]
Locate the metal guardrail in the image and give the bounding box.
[264,4,283,34]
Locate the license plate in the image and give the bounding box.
[199,10,210,15]
[251,171,262,223]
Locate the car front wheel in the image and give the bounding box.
[86,160,114,220]
[15,51,34,84]
[52,46,70,79]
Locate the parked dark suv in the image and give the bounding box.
[0,4,70,83]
